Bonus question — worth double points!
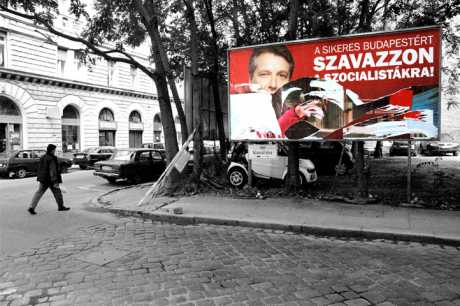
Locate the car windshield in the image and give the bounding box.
[112,150,134,161]
[84,147,99,153]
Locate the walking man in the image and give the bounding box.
[28,144,70,215]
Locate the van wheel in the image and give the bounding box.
[16,168,27,179]
[79,165,88,170]
[228,168,247,188]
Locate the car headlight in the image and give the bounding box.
[0,163,4,167]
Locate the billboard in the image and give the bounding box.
[228,26,441,141]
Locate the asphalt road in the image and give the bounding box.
[0,168,123,255]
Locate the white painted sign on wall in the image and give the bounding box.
[248,144,277,159]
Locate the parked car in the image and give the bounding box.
[72,146,116,169]
[389,141,417,156]
[186,140,220,166]
[93,148,166,184]
[227,143,317,188]
[419,134,459,156]
[0,150,72,179]
[298,141,354,175]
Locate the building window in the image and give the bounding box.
[99,108,115,121]
[61,105,80,152]
[98,108,116,146]
[129,110,142,123]
[129,130,142,148]
[99,130,115,147]
[0,32,6,67]
[129,110,143,148]
[0,96,22,153]
[130,65,137,89]
[57,48,67,77]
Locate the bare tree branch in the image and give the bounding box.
[0,4,157,79]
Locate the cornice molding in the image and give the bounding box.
[0,68,158,100]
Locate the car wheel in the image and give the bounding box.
[454,151,458,156]
[61,165,69,173]
[16,168,27,179]
[228,167,247,188]
[106,177,116,184]
[79,165,88,170]
[130,174,142,185]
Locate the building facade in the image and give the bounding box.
[0,6,181,155]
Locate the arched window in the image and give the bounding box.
[61,105,80,152]
[98,108,116,146]
[129,110,143,148]
[129,110,142,123]
[99,108,114,121]
[62,105,78,119]
[0,97,20,116]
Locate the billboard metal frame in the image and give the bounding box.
[227,25,442,143]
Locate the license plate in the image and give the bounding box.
[102,166,112,171]
[75,154,85,158]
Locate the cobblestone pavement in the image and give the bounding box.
[1,218,459,306]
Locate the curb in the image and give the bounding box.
[101,206,460,247]
[91,182,152,206]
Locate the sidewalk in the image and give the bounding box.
[95,184,460,246]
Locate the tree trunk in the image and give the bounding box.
[134,1,179,165]
[184,0,203,182]
[159,45,189,144]
[357,0,371,32]
[381,0,391,30]
[203,0,227,159]
[146,36,179,163]
[286,0,300,40]
[210,74,226,160]
[231,0,242,46]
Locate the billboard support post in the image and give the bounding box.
[407,140,412,203]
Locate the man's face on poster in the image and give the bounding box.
[250,52,291,94]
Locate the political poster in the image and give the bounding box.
[228,26,441,141]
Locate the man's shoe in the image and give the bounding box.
[58,206,70,211]
[28,207,36,215]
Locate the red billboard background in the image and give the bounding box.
[229,27,440,101]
